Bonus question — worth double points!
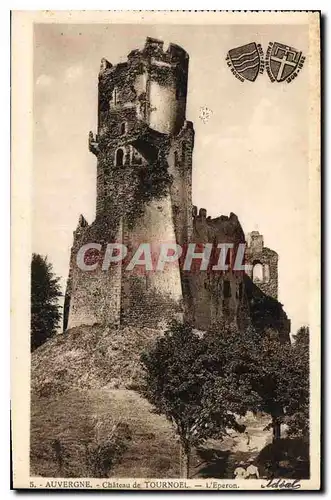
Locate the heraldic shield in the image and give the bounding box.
[268,42,302,82]
[227,42,261,82]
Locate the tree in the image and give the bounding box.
[31,253,62,352]
[140,322,252,478]
[286,327,309,439]
[255,329,309,442]
[222,326,309,442]
[206,326,288,440]
[292,326,309,348]
[248,293,290,344]
[252,337,294,441]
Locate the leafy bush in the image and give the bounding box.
[86,422,132,477]
[31,253,62,351]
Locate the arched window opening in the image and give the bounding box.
[253,262,264,283]
[115,149,124,167]
[120,122,127,135]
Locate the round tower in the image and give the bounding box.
[97,37,189,139]
[81,37,194,329]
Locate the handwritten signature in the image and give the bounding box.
[261,478,301,490]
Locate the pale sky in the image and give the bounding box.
[33,23,309,335]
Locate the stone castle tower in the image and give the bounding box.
[63,37,290,341]
[64,38,194,330]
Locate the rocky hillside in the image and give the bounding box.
[31,324,181,478]
[31,324,160,397]
[30,324,280,479]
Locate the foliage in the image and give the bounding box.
[30,390,132,478]
[140,318,310,479]
[103,144,173,229]
[249,294,286,336]
[128,156,173,227]
[86,422,132,477]
[31,253,62,352]
[253,337,295,439]
[292,326,309,348]
[286,327,309,439]
[140,322,256,477]
[203,325,263,416]
[209,324,310,442]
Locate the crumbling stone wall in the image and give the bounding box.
[65,37,193,331]
[184,208,249,331]
[63,215,123,329]
[168,121,194,246]
[245,231,278,299]
[63,37,290,344]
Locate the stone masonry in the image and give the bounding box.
[63,37,290,341]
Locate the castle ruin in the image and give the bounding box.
[63,37,290,341]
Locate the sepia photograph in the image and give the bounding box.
[11,10,320,490]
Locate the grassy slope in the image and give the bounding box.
[31,325,183,477]
[31,325,274,478]
[31,388,181,478]
[91,389,181,477]
[31,324,159,396]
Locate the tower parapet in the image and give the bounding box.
[97,36,189,137]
